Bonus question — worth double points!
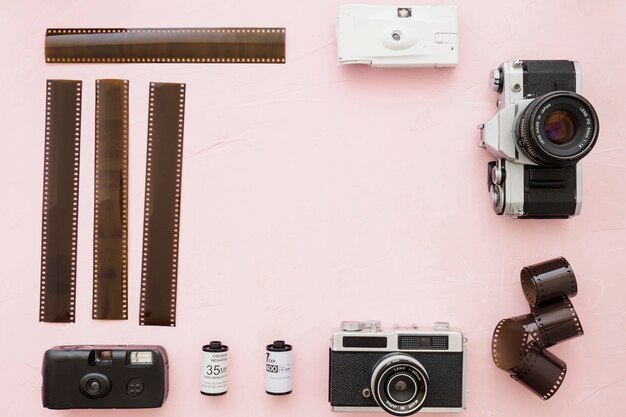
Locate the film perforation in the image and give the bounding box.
[39,80,82,323]
[93,81,101,316]
[40,81,53,321]
[492,257,583,400]
[45,27,286,64]
[139,83,156,324]
[139,82,185,326]
[121,80,129,317]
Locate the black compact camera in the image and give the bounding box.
[479,60,599,218]
[329,321,466,415]
[42,345,169,409]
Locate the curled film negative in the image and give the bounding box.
[139,82,186,326]
[93,79,129,320]
[40,80,82,323]
[45,28,286,63]
[492,256,583,399]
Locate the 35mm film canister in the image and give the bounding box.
[201,341,228,396]
[265,340,292,395]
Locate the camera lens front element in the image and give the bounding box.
[79,373,112,399]
[371,354,428,416]
[386,372,418,404]
[517,91,599,165]
[544,110,578,145]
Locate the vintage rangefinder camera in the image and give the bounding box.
[329,321,466,415]
[42,345,168,409]
[479,60,599,218]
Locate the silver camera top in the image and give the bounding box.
[491,60,582,109]
[332,320,464,352]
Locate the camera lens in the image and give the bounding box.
[371,354,428,416]
[79,373,111,399]
[87,379,101,393]
[517,91,599,165]
[543,110,578,145]
[386,372,418,404]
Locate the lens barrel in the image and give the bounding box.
[371,354,428,416]
[517,91,599,166]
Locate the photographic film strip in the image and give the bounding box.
[139,82,186,326]
[40,80,82,323]
[45,28,286,63]
[492,257,583,399]
[93,79,129,320]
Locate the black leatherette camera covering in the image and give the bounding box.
[329,350,463,408]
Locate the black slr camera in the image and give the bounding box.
[42,345,168,409]
[479,60,599,218]
[329,321,466,415]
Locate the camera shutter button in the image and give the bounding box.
[341,321,364,332]
[366,321,381,332]
[434,322,450,331]
[126,378,144,397]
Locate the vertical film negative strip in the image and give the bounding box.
[40,80,82,323]
[45,28,286,63]
[139,82,186,326]
[491,257,583,399]
[93,79,129,320]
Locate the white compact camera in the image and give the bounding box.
[336,5,459,67]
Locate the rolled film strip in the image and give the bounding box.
[45,28,286,63]
[139,82,186,326]
[492,257,583,399]
[93,79,129,320]
[39,80,82,323]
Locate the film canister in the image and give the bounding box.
[201,341,229,396]
[265,340,292,395]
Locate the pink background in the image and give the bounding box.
[1,0,626,416]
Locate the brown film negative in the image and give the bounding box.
[492,257,583,399]
[531,297,583,348]
[511,342,566,399]
[139,82,185,326]
[521,256,577,307]
[45,28,286,63]
[93,79,129,320]
[40,80,82,323]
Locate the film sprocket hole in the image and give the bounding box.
[42,345,168,409]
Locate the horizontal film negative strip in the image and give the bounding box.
[140,82,186,326]
[45,28,286,63]
[40,80,82,323]
[492,257,583,400]
[93,79,129,320]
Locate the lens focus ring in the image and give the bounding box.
[517,91,599,166]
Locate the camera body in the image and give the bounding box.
[42,345,168,409]
[336,5,459,67]
[329,321,466,415]
[479,60,599,218]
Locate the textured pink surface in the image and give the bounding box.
[1,0,626,416]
